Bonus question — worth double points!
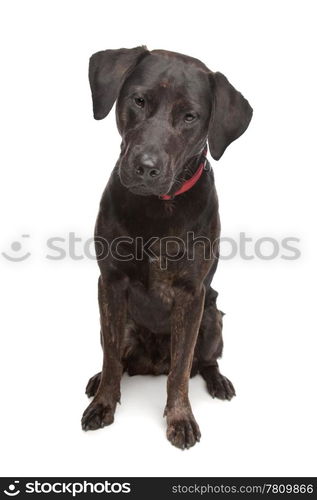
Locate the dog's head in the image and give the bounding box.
[89,46,253,196]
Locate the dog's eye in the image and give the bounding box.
[134,97,145,108]
[184,113,197,123]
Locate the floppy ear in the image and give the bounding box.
[89,46,149,120]
[208,72,253,160]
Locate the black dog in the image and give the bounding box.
[82,47,252,449]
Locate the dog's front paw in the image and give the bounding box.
[81,398,116,431]
[165,407,201,450]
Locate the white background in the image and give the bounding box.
[0,0,316,477]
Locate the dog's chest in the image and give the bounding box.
[148,258,175,308]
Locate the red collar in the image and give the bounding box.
[159,146,208,200]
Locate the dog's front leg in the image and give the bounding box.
[82,274,127,431]
[165,285,205,449]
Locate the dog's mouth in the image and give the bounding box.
[125,183,172,197]
[119,172,174,197]
[127,184,158,196]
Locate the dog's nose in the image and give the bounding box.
[134,153,161,180]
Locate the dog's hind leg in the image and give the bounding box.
[85,328,103,398]
[85,371,101,398]
[197,287,236,401]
